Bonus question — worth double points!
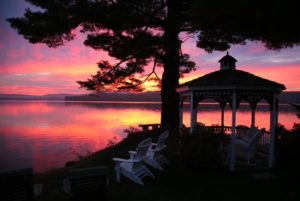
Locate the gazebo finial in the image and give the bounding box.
[219,52,237,70]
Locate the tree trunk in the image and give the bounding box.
[161,0,181,134]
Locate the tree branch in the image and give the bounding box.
[143,56,160,83]
[152,3,167,17]
[126,4,165,26]
[100,56,134,80]
[104,0,165,27]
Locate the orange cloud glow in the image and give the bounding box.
[1,11,300,95]
[240,65,300,91]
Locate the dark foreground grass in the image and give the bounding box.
[35,131,300,201]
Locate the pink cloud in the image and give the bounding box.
[181,37,207,64]
[0,71,91,95]
[8,85,84,95]
[1,21,300,95]
[0,85,56,95]
[241,65,300,91]
[231,41,267,54]
[7,48,27,59]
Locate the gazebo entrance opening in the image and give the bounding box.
[176,53,285,170]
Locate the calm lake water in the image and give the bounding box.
[0,101,298,173]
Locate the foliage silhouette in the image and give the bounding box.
[7,0,300,132]
[276,106,300,170]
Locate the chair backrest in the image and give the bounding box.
[133,138,152,161]
[236,125,250,138]
[241,126,259,143]
[247,128,265,154]
[155,130,169,151]
[131,138,152,172]
[247,126,259,137]
[0,168,34,201]
[68,166,107,200]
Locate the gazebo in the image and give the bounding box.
[176,52,286,170]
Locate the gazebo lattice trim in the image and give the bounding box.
[176,53,285,171]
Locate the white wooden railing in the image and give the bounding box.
[199,125,271,145]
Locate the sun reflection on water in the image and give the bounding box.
[0,101,298,173]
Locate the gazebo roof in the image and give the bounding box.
[179,69,285,91]
[178,53,286,93]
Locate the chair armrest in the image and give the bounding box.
[235,139,248,146]
[129,151,137,154]
[240,136,251,143]
[63,178,71,195]
[33,183,43,198]
[152,145,167,152]
[149,143,157,149]
[235,139,249,151]
[128,151,137,159]
[113,157,138,163]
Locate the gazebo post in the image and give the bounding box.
[230,90,237,171]
[193,103,198,127]
[250,102,257,128]
[190,91,195,134]
[219,100,226,133]
[179,97,184,128]
[275,97,279,125]
[221,106,225,128]
[269,93,277,168]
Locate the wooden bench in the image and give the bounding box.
[138,123,160,133]
[63,166,108,200]
[0,168,42,201]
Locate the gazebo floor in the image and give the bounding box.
[184,127,272,172]
[232,150,270,172]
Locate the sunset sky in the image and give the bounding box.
[1,0,300,95]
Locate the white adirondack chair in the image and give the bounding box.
[113,138,154,185]
[144,130,170,171]
[234,128,265,165]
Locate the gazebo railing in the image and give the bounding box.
[202,125,232,133]
[198,125,271,145]
[259,130,270,145]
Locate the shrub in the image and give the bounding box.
[179,129,224,170]
[276,123,300,170]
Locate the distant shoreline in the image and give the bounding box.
[0,91,299,103]
[0,100,297,107]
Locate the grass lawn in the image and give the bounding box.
[34,130,300,201]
